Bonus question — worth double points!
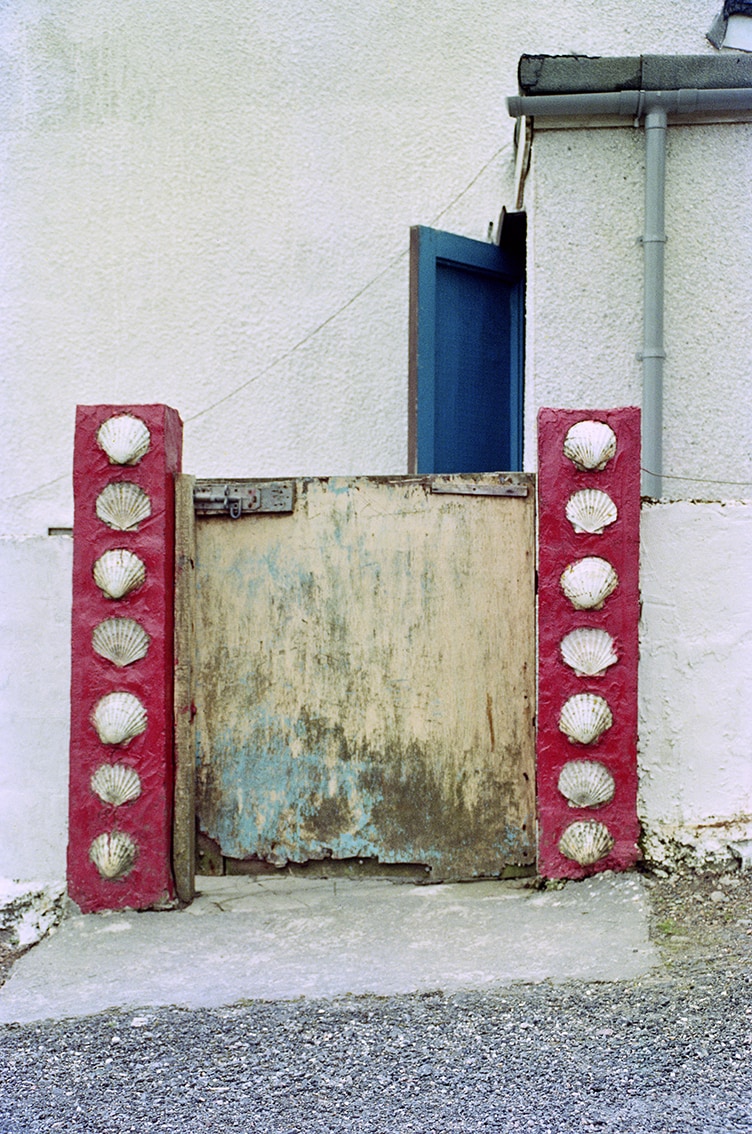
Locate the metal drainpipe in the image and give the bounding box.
[641,105,667,499]
[506,87,752,497]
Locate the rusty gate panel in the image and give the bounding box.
[191,474,536,881]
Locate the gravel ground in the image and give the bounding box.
[0,869,749,1133]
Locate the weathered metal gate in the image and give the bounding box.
[179,472,536,883]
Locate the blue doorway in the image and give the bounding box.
[408,223,525,474]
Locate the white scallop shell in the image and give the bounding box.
[97,415,151,466]
[560,557,618,610]
[558,760,615,809]
[559,820,614,866]
[560,628,618,678]
[95,482,152,532]
[93,550,146,600]
[92,618,150,667]
[91,763,142,806]
[558,693,613,745]
[89,830,138,880]
[565,489,617,535]
[563,420,617,472]
[91,692,147,746]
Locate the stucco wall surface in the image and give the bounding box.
[0,537,71,884]
[525,123,752,500]
[525,128,644,459]
[639,502,752,865]
[0,0,720,537]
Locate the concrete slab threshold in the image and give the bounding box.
[0,873,658,1024]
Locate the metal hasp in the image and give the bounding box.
[193,480,295,518]
[507,53,752,498]
[430,475,529,498]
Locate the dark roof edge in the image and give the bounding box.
[518,54,752,96]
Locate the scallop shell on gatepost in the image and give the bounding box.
[558,820,614,866]
[565,489,618,535]
[92,618,150,667]
[563,420,617,472]
[560,627,618,677]
[91,763,142,806]
[560,556,618,610]
[91,691,147,746]
[558,759,615,809]
[97,415,151,466]
[558,692,613,745]
[93,549,146,600]
[95,482,152,532]
[89,830,137,880]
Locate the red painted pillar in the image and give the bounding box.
[68,405,182,912]
[537,409,641,879]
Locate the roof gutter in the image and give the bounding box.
[507,85,752,498]
[507,86,752,119]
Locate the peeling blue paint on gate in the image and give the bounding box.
[192,475,536,880]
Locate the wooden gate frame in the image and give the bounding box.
[66,404,640,910]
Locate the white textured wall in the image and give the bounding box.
[525,123,752,499]
[525,127,644,459]
[639,503,752,863]
[662,124,752,496]
[0,538,71,883]
[2,0,742,883]
[1,0,719,536]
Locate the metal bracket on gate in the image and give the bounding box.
[193,480,295,518]
[430,475,529,498]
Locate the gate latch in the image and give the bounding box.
[193,480,295,518]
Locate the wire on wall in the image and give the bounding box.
[5,142,513,503]
[640,469,752,488]
[184,141,513,426]
[10,143,752,501]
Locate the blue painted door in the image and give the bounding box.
[409,226,524,474]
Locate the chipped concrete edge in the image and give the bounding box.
[0,880,67,949]
[641,819,752,872]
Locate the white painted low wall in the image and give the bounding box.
[639,501,752,866]
[0,537,71,887]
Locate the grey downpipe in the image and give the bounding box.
[641,107,667,499]
[507,86,752,497]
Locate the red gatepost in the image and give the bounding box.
[68,405,182,912]
[537,408,641,879]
